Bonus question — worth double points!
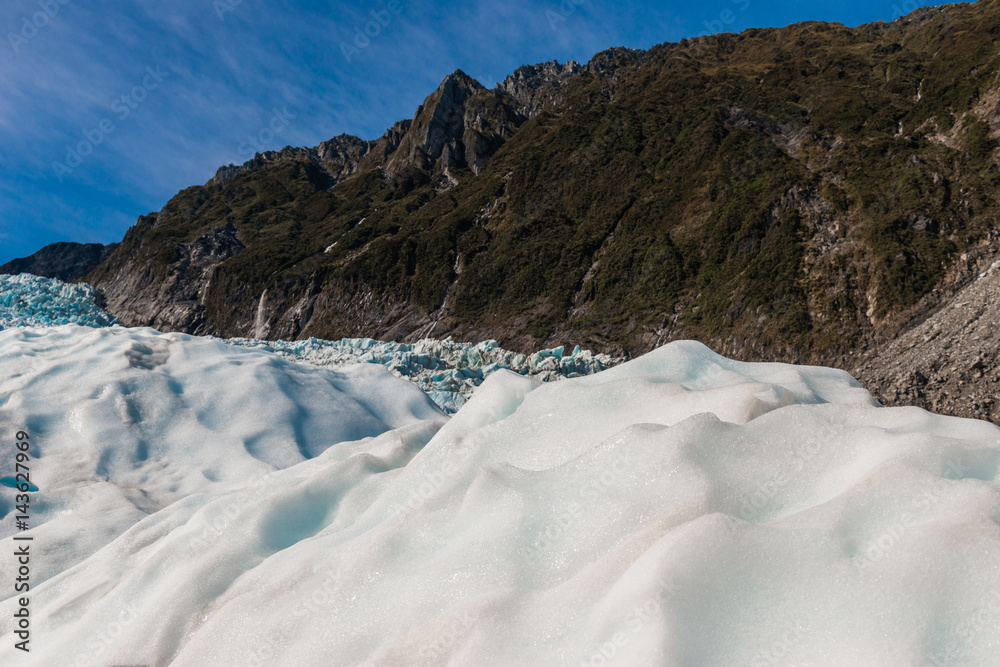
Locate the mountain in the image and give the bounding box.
[1,241,118,282]
[73,0,1000,421]
[84,51,645,342]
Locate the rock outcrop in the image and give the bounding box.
[0,242,119,282]
[93,217,245,334]
[849,228,1000,424]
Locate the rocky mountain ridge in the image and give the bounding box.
[209,49,647,190]
[86,45,649,341]
[13,1,1000,423]
[0,242,119,282]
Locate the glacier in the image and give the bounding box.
[1,325,999,666]
[0,274,617,413]
[219,335,619,413]
[0,274,118,330]
[0,326,445,587]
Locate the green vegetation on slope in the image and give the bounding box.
[90,0,1000,357]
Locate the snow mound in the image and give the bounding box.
[0,274,118,329]
[2,338,1000,666]
[0,325,444,589]
[221,335,619,413]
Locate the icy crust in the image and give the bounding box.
[0,273,118,329]
[219,335,619,413]
[0,325,445,590]
[2,339,1000,666]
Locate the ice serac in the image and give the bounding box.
[0,273,118,329]
[2,339,998,666]
[220,335,620,413]
[0,272,618,412]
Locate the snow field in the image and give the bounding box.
[0,325,444,589]
[0,334,996,665]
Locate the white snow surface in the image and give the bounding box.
[0,325,444,592]
[0,274,118,329]
[2,328,1000,666]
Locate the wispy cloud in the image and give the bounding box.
[0,0,950,264]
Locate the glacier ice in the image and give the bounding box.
[219,335,620,413]
[1,331,998,666]
[0,273,617,412]
[0,274,118,330]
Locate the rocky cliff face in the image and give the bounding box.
[496,48,647,117]
[848,226,1000,424]
[78,0,1000,423]
[92,216,245,334]
[376,70,524,181]
[1,242,119,282]
[497,60,583,117]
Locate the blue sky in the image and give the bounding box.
[0,0,949,264]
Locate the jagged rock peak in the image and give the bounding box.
[210,146,311,185]
[496,48,648,117]
[585,46,648,73]
[888,3,954,26]
[499,60,582,91]
[439,69,486,91]
[497,60,582,117]
[209,132,375,188]
[208,53,647,188]
[379,67,520,177]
